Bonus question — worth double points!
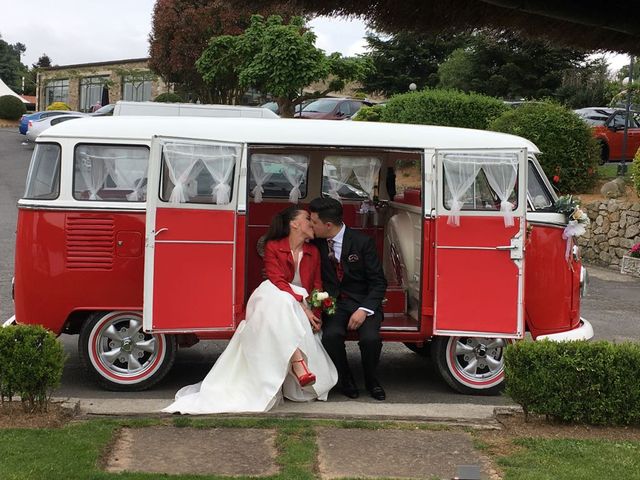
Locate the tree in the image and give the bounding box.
[437,31,587,100]
[33,54,52,68]
[197,15,371,117]
[361,31,470,96]
[148,0,297,102]
[0,34,26,92]
[555,57,619,108]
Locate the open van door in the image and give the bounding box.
[433,149,526,338]
[144,136,243,333]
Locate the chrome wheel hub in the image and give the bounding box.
[454,337,506,380]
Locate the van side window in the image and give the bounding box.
[73,144,149,202]
[322,156,381,200]
[24,143,61,200]
[442,153,518,211]
[527,161,554,210]
[159,142,240,204]
[248,153,309,202]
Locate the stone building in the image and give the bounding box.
[36,58,171,111]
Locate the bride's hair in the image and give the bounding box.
[264,205,306,242]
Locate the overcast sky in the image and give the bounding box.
[0,0,630,72]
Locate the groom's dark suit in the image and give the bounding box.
[315,227,387,390]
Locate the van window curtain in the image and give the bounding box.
[442,154,480,226]
[324,156,354,201]
[163,144,204,203]
[77,150,115,200]
[249,154,275,203]
[279,155,308,203]
[249,154,308,203]
[351,157,381,200]
[482,155,519,227]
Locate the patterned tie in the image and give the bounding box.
[327,238,343,281]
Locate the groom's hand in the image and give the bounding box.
[347,309,367,330]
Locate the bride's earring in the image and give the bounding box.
[291,359,316,387]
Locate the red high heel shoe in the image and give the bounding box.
[291,359,316,387]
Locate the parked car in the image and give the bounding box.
[574,107,640,163]
[295,98,373,120]
[91,103,115,116]
[19,110,80,135]
[260,99,313,116]
[26,113,87,142]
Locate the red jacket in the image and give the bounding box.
[263,237,323,302]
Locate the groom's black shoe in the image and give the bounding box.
[366,380,386,401]
[340,378,359,399]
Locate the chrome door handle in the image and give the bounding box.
[154,228,168,237]
[496,245,516,250]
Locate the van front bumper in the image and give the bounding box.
[2,315,16,328]
[536,318,594,341]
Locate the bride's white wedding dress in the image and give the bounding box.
[163,255,338,414]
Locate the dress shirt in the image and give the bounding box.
[329,224,373,317]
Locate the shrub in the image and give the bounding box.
[46,101,71,111]
[489,102,599,193]
[505,340,640,425]
[154,92,183,103]
[0,324,66,412]
[0,95,27,120]
[378,88,508,130]
[631,147,640,196]
[352,104,385,122]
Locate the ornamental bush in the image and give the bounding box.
[505,340,640,425]
[0,324,66,412]
[352,104,386,122]
[46,101,71,111]
[0,95,26,120]
[631,147,640,196]
[154,92,183,103]
[489,102,599,193]
[378,88,508,130]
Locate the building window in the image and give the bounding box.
[122,73,154,102]
[44,79,69,106]
[79,76,109,112]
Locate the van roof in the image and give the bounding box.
[38,116,541,153]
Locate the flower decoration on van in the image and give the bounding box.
[630,242,640,259]
[554,195,590,261]
[308,290,337,315]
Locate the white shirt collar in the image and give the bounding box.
[330,223,346,245]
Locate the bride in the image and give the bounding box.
[163,206,338,414]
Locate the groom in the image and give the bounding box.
[309,197,387,400]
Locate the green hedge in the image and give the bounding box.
[0,95,26,120]
[378,88,508,130]
[154,92,183,103]
[489,102,599,194]
[505,340,640,425]
[631,147,640,196]
[0,324,66,412]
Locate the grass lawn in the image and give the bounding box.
[598,163,633,180]
[1,416,639,479]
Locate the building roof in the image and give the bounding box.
[41,58,150,71]
[39,116,540,153]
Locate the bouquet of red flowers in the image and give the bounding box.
[308,289,337,315]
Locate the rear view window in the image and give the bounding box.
[24,143,61,200]
[73,144,149,202]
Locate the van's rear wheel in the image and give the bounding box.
[432,336,510,395]
[79,311,176,391]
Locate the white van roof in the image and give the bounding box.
[113,101,279,118]
[39,116,541,153]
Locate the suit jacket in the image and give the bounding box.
[263,237,323,303]
[315,227,387,313]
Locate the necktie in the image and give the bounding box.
[327,238,343,281]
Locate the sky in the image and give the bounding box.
[0,0,631,72]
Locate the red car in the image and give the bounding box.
[575,107,640,163]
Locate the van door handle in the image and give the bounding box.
[496,245,516,250]
[154,228,168,237]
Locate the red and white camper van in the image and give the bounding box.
[6,116,592,395]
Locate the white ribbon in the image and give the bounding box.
[500,200,515,227]
[562,220,586,260]
[212,183,231,205]
[447,199,463,226]
[252,184,264,203]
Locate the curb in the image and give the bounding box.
[53,397,520,427]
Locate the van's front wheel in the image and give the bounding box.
[79,311,176,391]
[432,336,510,396]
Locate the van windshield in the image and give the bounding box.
[24,143,61,200]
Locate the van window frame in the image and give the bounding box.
[23,142,62,201]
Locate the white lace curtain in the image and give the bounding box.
[324,156,381,201]
[250,154,309,203]
[76,146,148,201]
[163,143,239,204]
[442,153,519,227]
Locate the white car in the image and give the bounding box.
[26,113,87,142]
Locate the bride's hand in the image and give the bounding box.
[302,304,322,332]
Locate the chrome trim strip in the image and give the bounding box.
[155,240,235,245]
[18,203,146,212]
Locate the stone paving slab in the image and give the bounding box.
[105,426,278,476]
[317,428,495,480]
